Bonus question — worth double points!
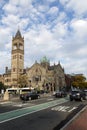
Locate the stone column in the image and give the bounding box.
[3,91,9,101]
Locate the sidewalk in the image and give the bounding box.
[0,93,51,103]
[63,105,87,130]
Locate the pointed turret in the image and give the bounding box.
[15,29,22,38]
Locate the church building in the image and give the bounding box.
[0,30,66,92]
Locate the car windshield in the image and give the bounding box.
[83,90,87,94]
[71,91,80,94]
[30,91,37,94]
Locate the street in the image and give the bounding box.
[0,95,87,130]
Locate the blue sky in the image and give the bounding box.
[0,0,87,78]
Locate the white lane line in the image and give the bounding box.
[47,98,54,101]
[0,101,12,105]
[13,103,35,107]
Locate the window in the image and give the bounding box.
[19,43,23,50]
[12,78,17,81]
[13,68,16,72]
[20,69,22,72]
[20,55,22,59]
[13,55,16,59]
[13,44,17,50]
[33,75,41,82]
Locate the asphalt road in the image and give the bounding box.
[0,96,87,130]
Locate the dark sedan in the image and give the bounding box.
[69,90,84,101]
[54,90,67,98]
[20,91,40,101]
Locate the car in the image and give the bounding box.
[82,89,87,100]
[54,90,67,98]
[69,90,84,101]
[20,91,40,101]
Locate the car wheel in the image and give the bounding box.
[70,98,73,101]
[24,97,27,101]
[29,97,31,100]
[80,97,83,101]
[61,95,63,98]
[37,95,40,99]
[85,96,87,100]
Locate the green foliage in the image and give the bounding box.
[0,82,7,92]
[74,75,86,82]
[18,75,28,88]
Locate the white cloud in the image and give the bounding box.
[67,0,87,16]
[9,0,33,7]
[2,14,19,26]
[3,3,18,15]
[53,22,68,39]
[0,51,11,73]
[70,19,87,40]
[0,27,11,50]
[60,0,87,16]
[47,6,59,15]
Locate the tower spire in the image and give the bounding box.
[15,28,22,38]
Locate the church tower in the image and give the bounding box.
[11,29,24,87]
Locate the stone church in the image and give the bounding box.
[0,30,66,92]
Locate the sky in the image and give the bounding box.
[0,0,87,78]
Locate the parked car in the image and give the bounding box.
[69,90,84,101]
[54,90,67,98]
[20,91,40,101]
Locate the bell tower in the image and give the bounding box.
[11,29,24,87]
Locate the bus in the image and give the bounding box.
[6,88,19,94]
[6,87,34,94]
[19,87,34,94]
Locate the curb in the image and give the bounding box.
[60,105,87,130]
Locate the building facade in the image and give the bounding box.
[26,58,66,91]
[0,30,66,91]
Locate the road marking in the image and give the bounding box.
[13,103,35,107]
[0,101,12,105]
[68,107,77,112]
[47,98,54,101]
[51,105,77,113]
[0,98,68,123]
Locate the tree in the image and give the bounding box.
[72,75,87,89]
[74,75,86,82]
[18,75,28,88]
[0,82,7,93]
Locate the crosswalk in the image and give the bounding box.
[51,105,77,113]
